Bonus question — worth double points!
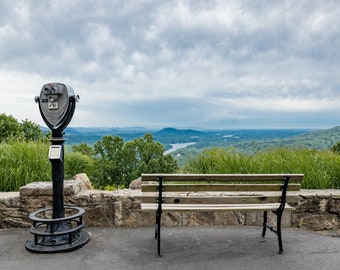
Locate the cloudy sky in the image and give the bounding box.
[1,0,340,130]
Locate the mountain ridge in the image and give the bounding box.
[59,126,340,153]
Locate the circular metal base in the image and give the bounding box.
[26,206,90,254]
[25,230,90,254]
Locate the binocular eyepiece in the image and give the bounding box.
[35,82,79,131]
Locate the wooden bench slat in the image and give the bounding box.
[141,183,301,192]
[141,195,299,205]
[141,173,304,182]
[141,203,295,212]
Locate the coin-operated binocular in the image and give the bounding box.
[26,83,89,253]
[35,83,79,133]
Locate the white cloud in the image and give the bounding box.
[1,0,340,129]
[204,111,248,122]
[231,97,339,113]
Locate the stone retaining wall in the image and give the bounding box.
[0,174,339,231]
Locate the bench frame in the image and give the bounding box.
[141,174,303,257]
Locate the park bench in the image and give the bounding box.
[141,173,303,256]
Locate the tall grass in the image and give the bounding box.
[183,147,340,189]
[64,151,95,180]
[0,141,51,191]
[0,142,99,191]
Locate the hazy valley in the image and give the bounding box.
[63,126,340,157]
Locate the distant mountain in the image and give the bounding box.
[277,126,340,150]
[228,126,340,153]
[153,128,205,144]
[63,127,154,145]
[56,126,340,154]
[65,126,151,134]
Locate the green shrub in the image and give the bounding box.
[183,147,340,189]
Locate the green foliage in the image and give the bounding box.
[5,119,340,191]
[0,141,51,191]
[331,141,340,155]
[64,151,95,180]
[183,147,340,189]
[21,119,44,141]
[72,143,95,156]
[134,133,177,173]
[92,135,137,188]
[0,113,22,142]
[0,114,51,191]
[72,133,178,189]
[0,128,178,191]
[0,113,45,143]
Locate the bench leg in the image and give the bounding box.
[155,211,162,257]
[262,211,268,238]
[262,210,284,254]
[277,212,283,254]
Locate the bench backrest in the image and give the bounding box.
[141,174,303,205]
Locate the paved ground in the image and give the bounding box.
[0,226,339,270]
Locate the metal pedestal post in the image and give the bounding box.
[25,130,90,253]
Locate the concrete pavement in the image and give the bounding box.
[0,226,339,270]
